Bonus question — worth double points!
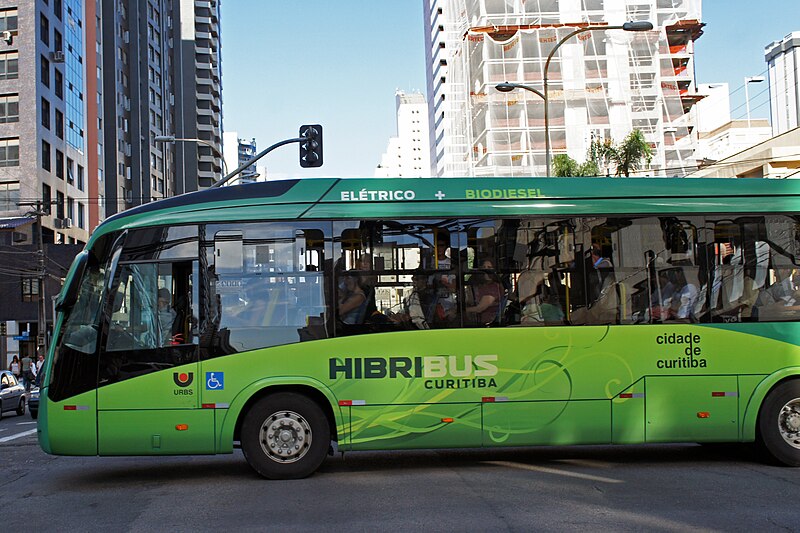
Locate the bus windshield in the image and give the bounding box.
[59,261,107,354]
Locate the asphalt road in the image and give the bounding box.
[2,413,798,532]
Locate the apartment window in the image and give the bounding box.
[0,177,16,211]
[42,183,51,214]
[54,69,63,99]
[77,202,85,229]
[53,0,62,21]
[66,157,74,184]
[42,140,51,171]
[0,138,19,167]
[41,97,50,129]
[22,278,40,302]
[40,14,49,46]
[55,149,64,179]
[0,8,18,32]
[0,94,19,123]
[77,164,84,191]
[0,52,18,80]
[41,55,50,87]
[56,191,64,219]
[67,196,74,220]
[55,109,64,138]
[54,29,62,52]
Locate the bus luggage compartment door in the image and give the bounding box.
[645,376,738,443]
[345,403,483,451]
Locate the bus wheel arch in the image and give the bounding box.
[234,384,337,445]
[757,378,800,466]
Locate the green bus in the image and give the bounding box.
[40,177,800,478]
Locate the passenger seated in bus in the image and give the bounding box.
[157,288,178,346]
[753,269,800,321]
[714,243,760,320]
[655,269,699,322]
[388,272,433,329]
[337,273,368,324]
[571,244,618,325]
[465,260,504,326]
[356,253,378,309]
[428,236,457,325]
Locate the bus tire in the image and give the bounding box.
[758,380,800,466]
[241,392,330,480]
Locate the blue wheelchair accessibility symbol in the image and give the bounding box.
[206,372,224,390]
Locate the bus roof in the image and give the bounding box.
[90,177,800,246]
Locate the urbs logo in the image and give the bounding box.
[173,372,194,387]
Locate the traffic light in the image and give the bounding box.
[0,322,5,336]
[299,125,323,168]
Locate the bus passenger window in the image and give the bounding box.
[203,222,331,358]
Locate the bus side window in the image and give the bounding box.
[100,261,197,384]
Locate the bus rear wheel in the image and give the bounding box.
[241,392,330,479]
[758,380,800,466]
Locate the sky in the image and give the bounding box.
[221,1,799,179]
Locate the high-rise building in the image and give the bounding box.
[99,0,222,217]
[375,91,432,178]
[0,0,96,245]
[223,131,258,183]
[766,32,800,136]
[424,0,705,177]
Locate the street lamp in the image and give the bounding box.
[496,20,654,176]
[154,135,228,178]
[744,75,765,129]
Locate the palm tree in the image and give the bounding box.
[606,130,653,177]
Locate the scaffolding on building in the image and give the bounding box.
[440,0,705,177]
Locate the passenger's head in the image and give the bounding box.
[358,254,373,271]
[339,274,359,292]
[157,288,172,310]
[435,234,449,258]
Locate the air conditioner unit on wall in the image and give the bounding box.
[55,218,72,229]
[51,50,65,62]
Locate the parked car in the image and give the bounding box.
[28,386,39,419]
[0,370,26,418]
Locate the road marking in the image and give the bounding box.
[554,458,612,469]
[484,460,623,484]
[0,428,37,443]
[16,421,37,425]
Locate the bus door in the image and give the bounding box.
[96,257,215,454]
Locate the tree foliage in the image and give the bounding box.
[552,130,652,177]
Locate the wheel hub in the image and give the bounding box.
[778,399,800,449]
[259,410,312,464]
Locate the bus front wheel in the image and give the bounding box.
[241,392,330,479]
[758,380,800,466]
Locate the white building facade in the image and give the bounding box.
[424,0,705,177]
[766,32,800,136]
[375,91,432,177]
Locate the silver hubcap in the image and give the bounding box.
[778,398,800,449]
[259,410,312,464]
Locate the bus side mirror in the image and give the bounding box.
[56,251,89,313]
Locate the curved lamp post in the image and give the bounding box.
[496,20,654,176]
[744,75,765,129]
[154,135,229,177]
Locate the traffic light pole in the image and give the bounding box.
[210,125,323,188]
[210,136,305,188]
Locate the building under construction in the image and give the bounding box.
[424,0,705,177]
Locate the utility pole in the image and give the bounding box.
[20,200,50,356]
